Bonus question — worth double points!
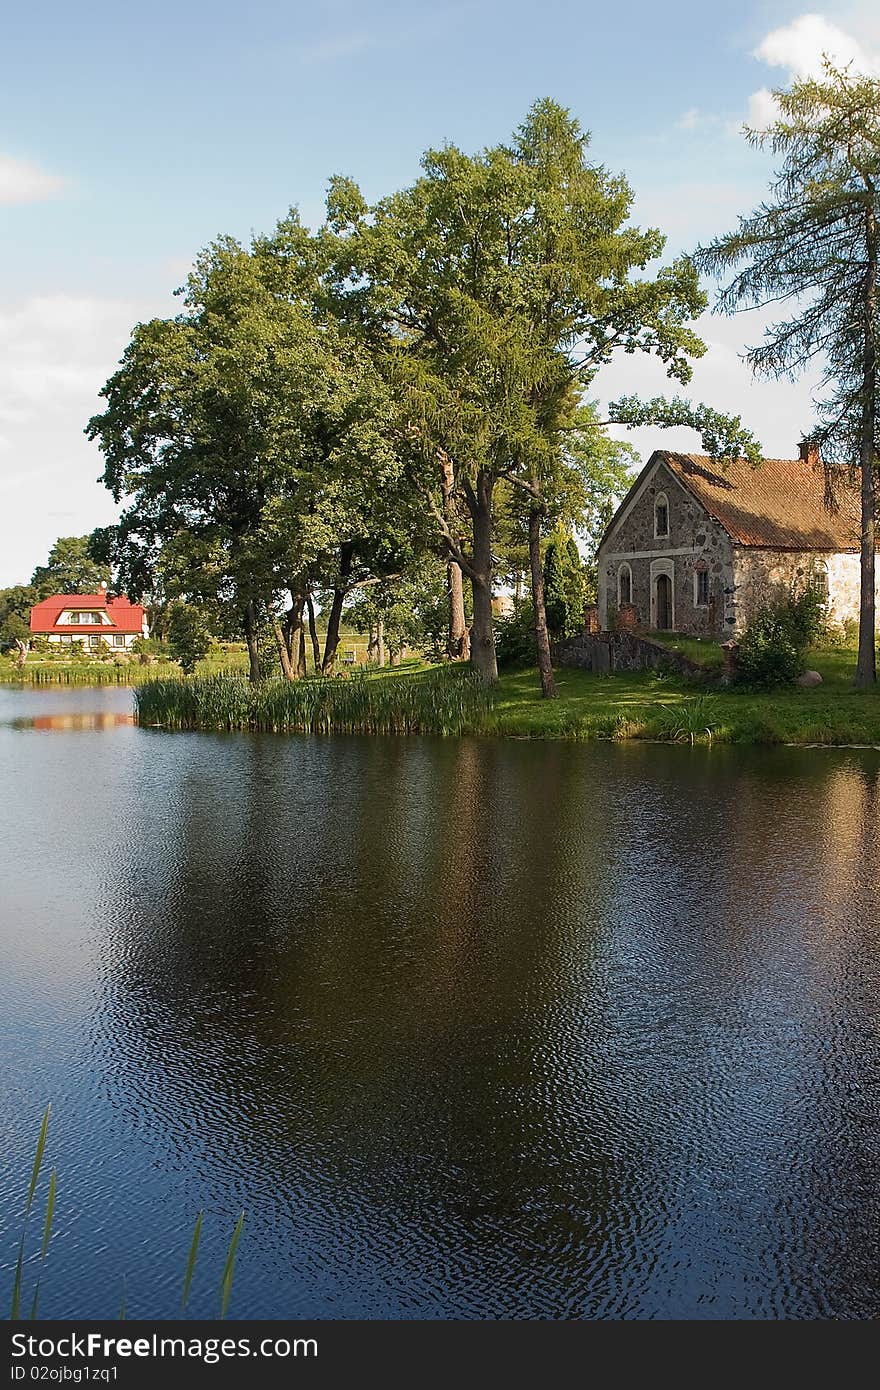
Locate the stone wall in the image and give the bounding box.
[553,630,701,676]
[732,547,879,632]
[597,461,735,637]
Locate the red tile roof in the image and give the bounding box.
[30,593,146,635]
[658,451,863,550]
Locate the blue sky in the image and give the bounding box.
[2,1,879,585]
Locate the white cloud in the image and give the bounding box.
[745,87,781,133]
[746,11,880,131]
[0,292,173,586]
[755,13,879,79]
[597,306,823,469]
[0,154,67,205]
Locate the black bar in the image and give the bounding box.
[1,1319,872,1388]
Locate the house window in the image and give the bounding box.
[654,493,669,539]
[694,570,710,607]
[810,561,830,607]
[113,635,125,647]
[618,563,632,607]
[89,635,100,649]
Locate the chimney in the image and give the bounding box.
[799,438,820,467]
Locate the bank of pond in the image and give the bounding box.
[131,652,880,747]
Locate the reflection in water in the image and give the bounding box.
[15,712,136,731]
[0,683,879,1319]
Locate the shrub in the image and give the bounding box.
[736,587,825,688]
[494,602,537,669]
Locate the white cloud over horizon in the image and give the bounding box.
[0,153,68,205]
[0,292,172,586]
[747,11,880,130]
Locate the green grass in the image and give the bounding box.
[135,665,492,737]
[644,631,726,670]
[485,645,880,746]
[0,646,249,685]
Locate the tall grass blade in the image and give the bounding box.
[181,1210,203,1312]
[11,1105,51,1320]
[218,1212,245,1320]
[26,1106,51,1214]
[28,1167,57,1320]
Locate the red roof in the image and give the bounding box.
[30,593,145,635]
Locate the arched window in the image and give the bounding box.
[810,560,830,607]
[654,492,669,539]
[618,563,632,607]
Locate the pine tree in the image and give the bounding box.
[696,64,880,687]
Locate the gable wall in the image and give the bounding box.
[597,462,734,637]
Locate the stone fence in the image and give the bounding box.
[552,629,702,677]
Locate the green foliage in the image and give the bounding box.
[166,602,212,674]
[30,536,110,598]
[543,528,587,638]
[346,564,450,660]
[131,635,168,659]
[0,585,36,651]
[494,602,537,669]
[737,588,825,688]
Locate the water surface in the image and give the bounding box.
[1,683,879,1319]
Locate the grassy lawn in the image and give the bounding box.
[485,645,880,745]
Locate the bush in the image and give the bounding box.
[736,587,825,688]
[494,602,536,669]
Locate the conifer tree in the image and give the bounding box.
[696,64,880,686]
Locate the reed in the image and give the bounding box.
[219,1213,245,1320]
[135,667,493,737]
[10,1104,51,1320]
[8,1109,245,1319]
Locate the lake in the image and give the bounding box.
[1,682,879,1319]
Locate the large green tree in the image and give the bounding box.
[696,63,880,687]
[88,230,410,681]
[30,535,110,598]
[327,100,759,691]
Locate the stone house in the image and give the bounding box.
[596,443,877,638]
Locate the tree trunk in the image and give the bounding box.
[447,559,469,660]
[377,616,386,668]
[243,601,261,683]
[322,542,353,675]
[298,627,307,678]
[466,469,498,684]
[440,447,470,660]
[515,570,524,604]
[271,615,295,681]
[279,587,306,682]
[855,201,878,689]
[528,502,556,699]
[306,591,321,672]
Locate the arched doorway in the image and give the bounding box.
[655,573,673,630]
